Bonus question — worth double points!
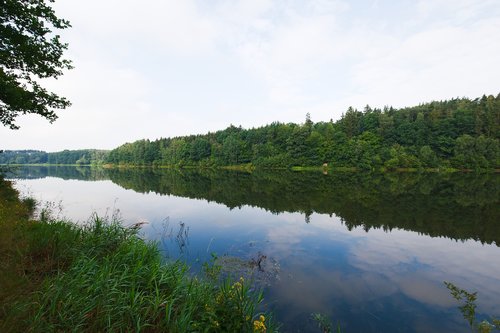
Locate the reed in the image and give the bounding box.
[0,178,278,332]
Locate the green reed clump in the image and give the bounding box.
[9,212,278,332]
[445,282,500,333]
[0,178,277,332]
[311,313,342,333]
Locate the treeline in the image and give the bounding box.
[0,149,108,165]
[106,94,500,170]
[3,94,499,170]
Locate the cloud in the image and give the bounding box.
[268,214,500,314]
[415,0,500,24]
[348,228,500,312]
[349,15,500,108]
[55,0,217,56]
[232,1,351,113]
[4,51,154,150]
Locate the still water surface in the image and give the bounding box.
[6,166,500,332]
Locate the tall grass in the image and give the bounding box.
[0,178,39,319]
[0,178,278,332]
[24,216,278,332]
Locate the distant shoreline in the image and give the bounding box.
[2,163,500,173]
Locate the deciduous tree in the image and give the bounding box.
[1,0,71,129]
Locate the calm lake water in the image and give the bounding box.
[5,166,500,333]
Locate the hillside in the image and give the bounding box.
[2,94,499,170]
[106,94,499,170]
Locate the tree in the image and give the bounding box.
[304,112,313,130]
[341,107,361,138]
[189,137,211,161]
[1,0,72,129]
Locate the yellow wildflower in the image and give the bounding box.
[253,315,266,332]
[253,319,266,332]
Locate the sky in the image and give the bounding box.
[2,0,500,152]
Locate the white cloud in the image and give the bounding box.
[55,0,217,56]
[416,0,500,24]
[348,14,500,109]
[347,228,500,312]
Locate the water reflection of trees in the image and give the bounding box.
[7,167,500,245]
[5,165,108,181]
[104,169,499,245]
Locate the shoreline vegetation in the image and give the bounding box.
[1,94,499,172]
[2,163,499,174]
[0,177,278,332]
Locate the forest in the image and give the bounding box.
[106,94,500,170]
[2,94,499,170]
[0,149,108,165]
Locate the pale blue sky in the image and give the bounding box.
[2,0,499,151]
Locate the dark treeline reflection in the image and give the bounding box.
[4,165,109,181]
[6,166,499,245]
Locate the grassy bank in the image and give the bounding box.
[0,178,277,332]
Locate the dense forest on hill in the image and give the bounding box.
[2,94,499,170]
[0,149,108,165]
[106,94,499,170]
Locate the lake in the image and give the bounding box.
[5,166,500,332]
